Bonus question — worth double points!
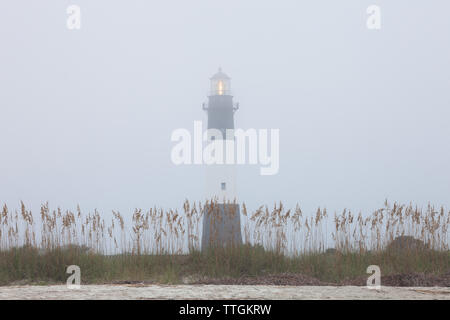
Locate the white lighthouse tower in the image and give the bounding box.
[201,68,243,249]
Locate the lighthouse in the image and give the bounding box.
[201,68,243,249]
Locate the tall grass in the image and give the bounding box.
[0,200,449,285]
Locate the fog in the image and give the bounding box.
[0,0,449,218]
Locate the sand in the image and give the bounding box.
[0,284,449,300]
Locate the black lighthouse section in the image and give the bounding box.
[206,95,235,137]
[202,202,242,249]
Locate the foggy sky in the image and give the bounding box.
[0,0,449,217]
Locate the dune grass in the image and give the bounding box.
[0,200,449,285]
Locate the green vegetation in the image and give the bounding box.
[0,244,449,285]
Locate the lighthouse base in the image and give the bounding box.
[201,203,243,250]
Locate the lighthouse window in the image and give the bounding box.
[221,182,226,191]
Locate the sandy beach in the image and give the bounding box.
[0,284,449,300]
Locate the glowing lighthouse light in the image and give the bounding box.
[217,80,224,95]
[210,67,231,96]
